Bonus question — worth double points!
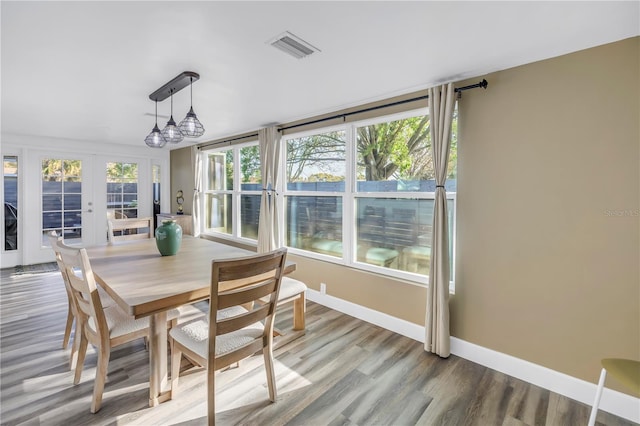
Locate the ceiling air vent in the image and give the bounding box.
[268,31,320,59]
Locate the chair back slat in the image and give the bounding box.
[218,279,278,310]
[216,255,285,283]
[216,304,271,336]
[107,217,153,244]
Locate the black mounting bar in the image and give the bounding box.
[455,78,488,92]
[149,71,200,102]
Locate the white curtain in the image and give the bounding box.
[257,127,282,253]
[425,82,455,357]
[191,145,202,238]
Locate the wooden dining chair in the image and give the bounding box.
[48,231,115,370]
[107,217,153,244]
[169,248,288,426]
[52,237,187,413]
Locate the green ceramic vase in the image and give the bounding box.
[155,219,182,256]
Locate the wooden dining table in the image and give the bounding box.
[85,236,296,407]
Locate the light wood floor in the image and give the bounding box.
[0,266,635,426]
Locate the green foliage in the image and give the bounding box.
[42,159,82,180]
[307,172,343,182]
[240,145,261,183]
[357,115,432,181]
[106,162,138,182]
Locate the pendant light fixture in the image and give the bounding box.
[161,89,184,144]
[145,71,203,148]
[144,100,167,148]
[178,76,205,137]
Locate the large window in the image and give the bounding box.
[351,113,457,278]
[203,142,261,241]
[202,109,457,284]
[285,129,346,256]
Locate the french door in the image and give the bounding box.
[1,149,155,268]
[25,152,96,264]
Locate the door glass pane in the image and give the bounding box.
[42,158,82,245]
[4,156,18,251]
[107,162,139,219]
[153,164,161,229]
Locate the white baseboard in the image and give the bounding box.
[306,289,640,423]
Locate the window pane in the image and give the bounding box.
[286,130,346,191]
[43,212,62,229]
[4,156,18,251]
[64,211,81,227]
[42,179,62,193]
[207,152,232,191]
[153,164,161,229]
[356,198,431,271]
[286,196,342,257]
[356,114,457,192]
[63,160,82,178]
[240,194,260,240]
[106,162,138,220]
[42,159,61,178]
[240,145,261,186]
[205,193,232,234]
[355,198,454,276]
[63,194,81,210]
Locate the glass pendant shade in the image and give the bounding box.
[161,90,184,144]
[179,106,205,137]
[145,124,167,148]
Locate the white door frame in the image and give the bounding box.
[1,149,23,268]
[26,151,96,264]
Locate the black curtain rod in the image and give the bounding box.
[279,79,487,132]
[199,79,487,148]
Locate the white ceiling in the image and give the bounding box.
[2,1,638,149]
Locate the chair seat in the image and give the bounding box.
[601,358,640,395]
[259,277,306,303]
[88,304,198,339]
[170,306,262,359]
